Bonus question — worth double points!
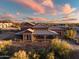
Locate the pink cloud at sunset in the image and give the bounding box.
[0,13,16,19]
[62,4,76,14]
[14,0,45,14]
[13,0,55,15]
[42,0,54,8]
[6,0,77,18]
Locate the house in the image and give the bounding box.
[32,30,58,41]
[0,22,13,28]
[32,24,58,41]
[15,24,58,42]
[15,29,33,41]
[0,20,21,30]
[21,22,35,30]
[49,26,65,36]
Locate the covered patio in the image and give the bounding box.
[33,30,58,41]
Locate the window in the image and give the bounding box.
[24,34,31,40]
[29,35,31,40]
[27,34,31,40]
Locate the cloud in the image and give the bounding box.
[12,0,77,17]
[14,0,45,14]
[62,4,76,14]
[41,0,57,15]
[66,10,79,19]
[51,9,57,16]
[16,12,20,16]
[12,0,57,16]
[42,0,54,8]
[0,13,16,19]
[27,17,48,21]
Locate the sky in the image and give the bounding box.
[0,0,79,21]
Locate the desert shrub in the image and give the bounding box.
[28,49,40,59]
[32,53,40,59]
[50,38,71,59]
[10,50,29,59]
[0,40,12,55]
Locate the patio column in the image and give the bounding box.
[44,35,46,41]
[32,35,35,42]
[32,34,37,42]
[23,34,25,41]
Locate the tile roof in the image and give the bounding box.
[15,29,33,35]
[33,30,58,35]
[33,24,48,29]
[49,26,63,30]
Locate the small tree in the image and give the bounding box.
[10,50,29,59]
[65,29,77,39]
[47,52,55,59]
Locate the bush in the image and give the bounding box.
[0,40,12,55]
[47,52,55,59]
[50,38,71,59]
[65,29,77,39]
[28,49,40,59]
[10,50,29,59]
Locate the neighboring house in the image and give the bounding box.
[0,21,21,30]
[0,23,13,28]
[49,26,66,37]
[21,22,35,30]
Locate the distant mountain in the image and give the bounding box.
[49,18,79,24]
[26,17,49,23]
